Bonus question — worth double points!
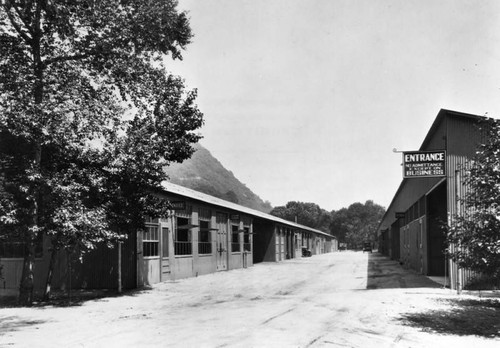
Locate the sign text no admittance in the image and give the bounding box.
[403,150,446,178]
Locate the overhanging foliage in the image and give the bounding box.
[447,117,500,279]
[0,0,203,305]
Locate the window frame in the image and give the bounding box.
[231,224,240,253]
[143,223,160,258]
[174,216,192,256]
[243,226,251,252]
[198,219,212,255]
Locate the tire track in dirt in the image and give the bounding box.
[261,307,296,325]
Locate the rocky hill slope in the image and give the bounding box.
[165,143,272,213]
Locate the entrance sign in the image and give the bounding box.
[403,150,446,178]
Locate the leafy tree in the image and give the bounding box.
[330,200,385,249]
[329,207,349,243]
[446,118,500,281]
[0,0,203,305]
[166,143,273,213]
[270,201,331,231]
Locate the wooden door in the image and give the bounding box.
[161,226,170,281]
[216,213,228,271]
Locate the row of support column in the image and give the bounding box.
[275,227,318,261]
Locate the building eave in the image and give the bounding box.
[161,181,333,238]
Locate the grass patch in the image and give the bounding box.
[400,298,500,338]
[464,276,500,291]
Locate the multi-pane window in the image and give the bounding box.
[143,224,159,257]
[243,227,251,252]
[241,217,251,252]
[175,217,192,255]
[199,220,212,254]
[231,225,240,252]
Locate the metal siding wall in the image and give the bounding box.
[445,116,484,290]
[446,154,468,222]
[447,154,478,290]
[447,116,484,156]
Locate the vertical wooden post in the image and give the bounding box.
[68,249,72,305]
[457,266,463,294]
[118,241,122,294]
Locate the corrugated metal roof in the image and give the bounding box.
[160,181,334,238]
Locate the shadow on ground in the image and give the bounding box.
[0,286,152,309]
[366,252,441,290]
[400,298,500,338]
[0,316,48,335]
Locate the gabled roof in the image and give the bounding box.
[377,109,484,233]
[419,109,484,151]
[161,181,334,238]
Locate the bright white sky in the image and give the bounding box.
[168,0,500,212]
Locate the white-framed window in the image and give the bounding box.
[143,224,159,257]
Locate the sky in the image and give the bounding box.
[168,0,500,212]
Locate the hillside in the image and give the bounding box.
[165,143,273,213]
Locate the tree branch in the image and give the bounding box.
[3,5,32,44]
[44,53,94,66]
[12,3,35,37]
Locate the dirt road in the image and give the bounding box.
[1,252,499,347]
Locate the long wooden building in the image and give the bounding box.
[377,109,485,291]
[0,182,337,297]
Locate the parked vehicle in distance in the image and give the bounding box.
[302,247,312,257]
[362,242,372,253]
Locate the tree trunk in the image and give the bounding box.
[43,244,58,301]
[18,1,44,306]
[18,142,41,306]
[18,236,36,306]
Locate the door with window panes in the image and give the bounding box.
[142,218,161,285]
[216,213,228,271]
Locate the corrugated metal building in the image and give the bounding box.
[1,182,337,296]
[377,109,485,290]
